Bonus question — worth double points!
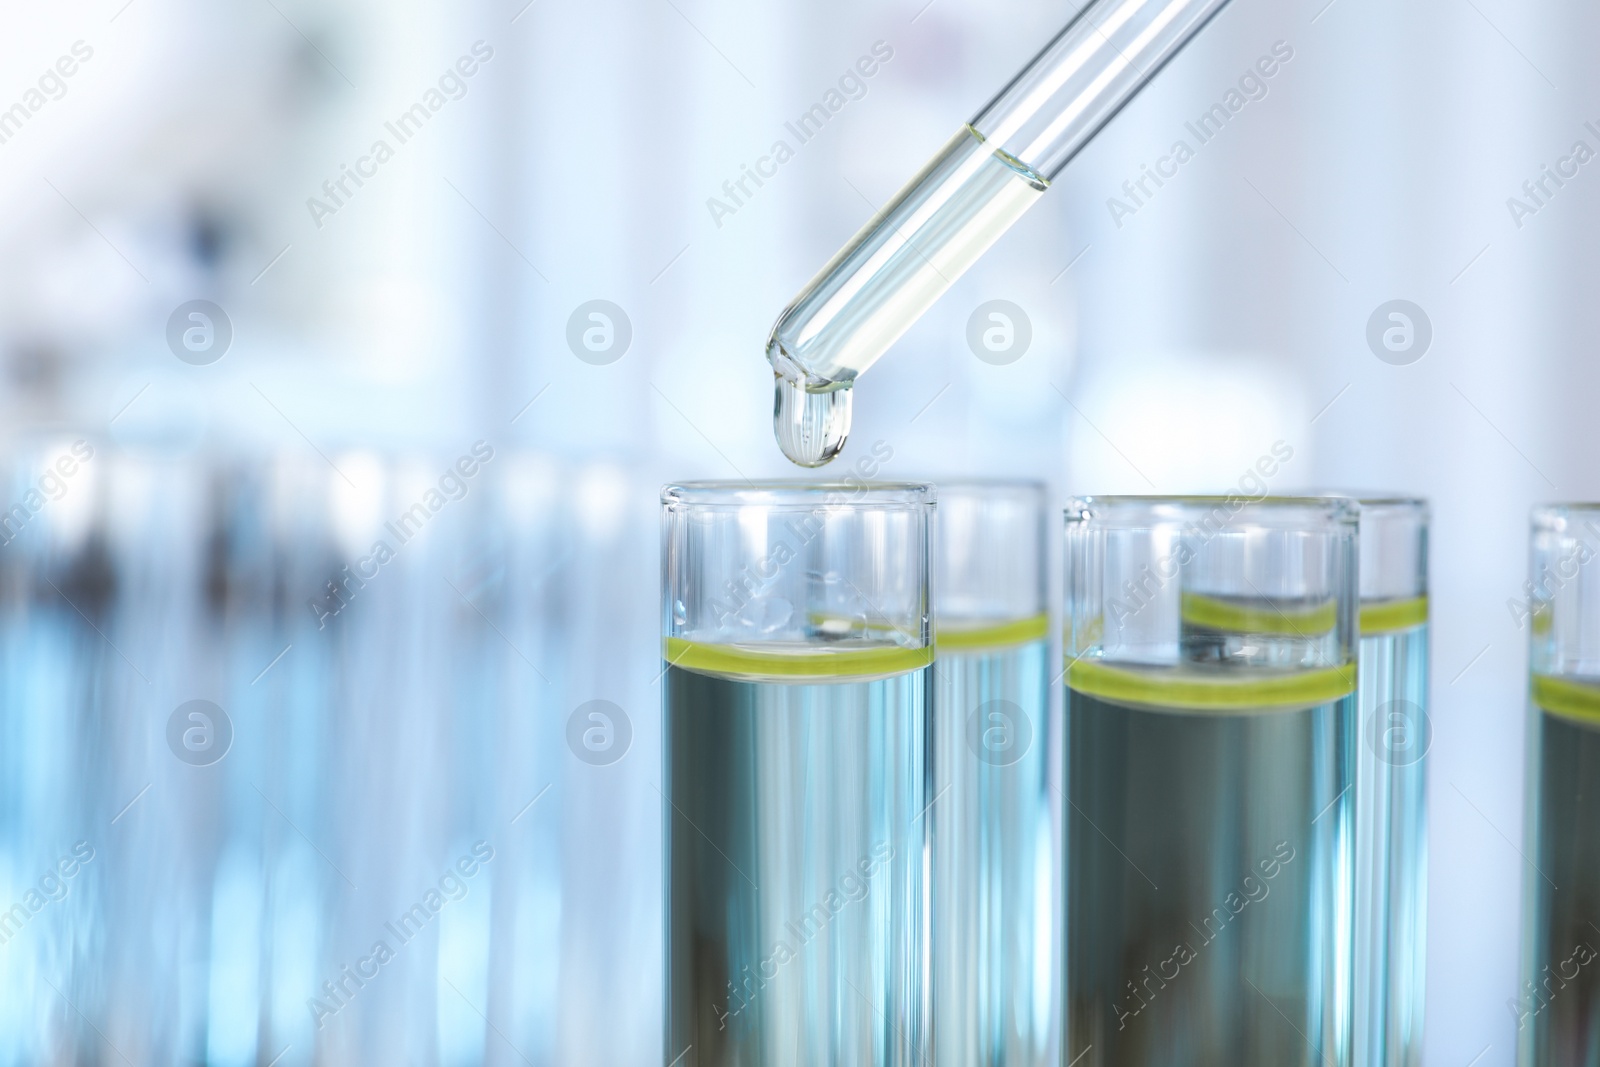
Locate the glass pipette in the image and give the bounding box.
[768,0,1237,466]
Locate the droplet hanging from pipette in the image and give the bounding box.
[760,0,1237,468]
[763,128,1045,468]
[773,372,852,468]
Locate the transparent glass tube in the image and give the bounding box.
[768,0,1236,467]
[931,482,1052,1066]
[1346,498,1429,1067]
[661,482,935,1067]
[1518,504,1600,1064]
[1062,496,1358,1066]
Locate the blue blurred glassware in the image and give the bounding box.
[930,481,1053,1067]
[0,436,122,1066]
[0,444,650,1066]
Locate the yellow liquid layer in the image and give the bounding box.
[1359,595,1428,635]
[1533,603,1554,636]
[1179,592,1336,636]
[664,636,932,681]
[1533,675,1600,726]
[1067,657,1356,713]
[936,613,1049,653]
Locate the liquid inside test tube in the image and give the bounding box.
[1068,675,1352,1063]
[666,653,929,1061]
[931,483,1053,1065]
[1355,616,1428,1067]
[1524,680,1600,1058]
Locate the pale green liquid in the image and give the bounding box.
[665,662,930,1066]
[770,126,1047,467]
[1353,623,1428,1067]
[1066,685,1355,1067]
[1520,679,1600,1066]
[932,639,1052,1066]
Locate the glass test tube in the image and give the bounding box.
[1348,499,1429,1067]
[931,482,1053,1067]
[1518,505,1600,1063]
[768,0,1236,466]
[662,482,935,1067]
[1062,497,1359,1067]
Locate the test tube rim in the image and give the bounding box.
[1312,491,1429,512]
[1064,494,1359,529]
[1320,494,1430,605]
[1533,502,1600,532]
[661,481,936,509]
[926,477,1048,512]
[930,478,1050,624]
[927,476,1046,492]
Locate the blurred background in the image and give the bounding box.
[0,0,1590,1062]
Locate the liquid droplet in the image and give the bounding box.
[773,374,852,468]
